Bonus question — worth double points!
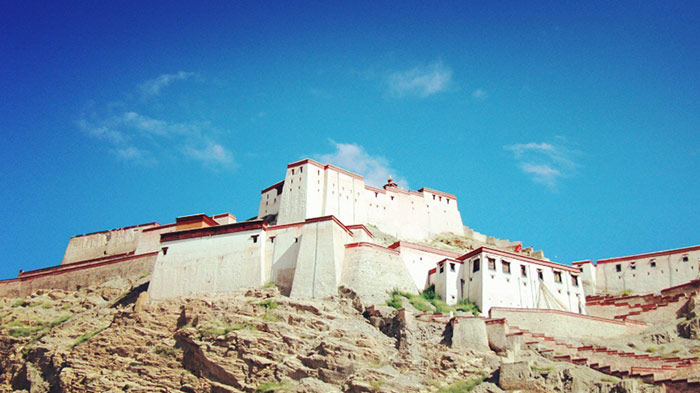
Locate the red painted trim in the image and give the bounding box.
[260,180,285,194]
[71,222,160,238]
[287,158,325,170]
[175,214,219,227]
[364,185,386,194]
[324,164,364,180]
[161,221,267,242]
[457,247,580,273]
[212,213,237,220]
[597,244,700,264]
[344,242,400,255]
[417,187,457,200]
[387,241,461,258]
[489,307,648,327]
[437,258,463,266]
[142,223,176,233]
[346,224,374,239]
[304,215,354,236]
[660,279,700,296]
[428,267,437,275]
[23,252,134,276]
[267,221,305,232]
[572,260,593,266]
[4,252,158,283]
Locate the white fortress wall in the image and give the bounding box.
[288,217,353,299]
[432,259,464,304]
[259,181,283,220]
[389,242,460,290]
[340,243,418,305]
[61,223,159,264]
[573,260,596,295]
[594,245,700,295]
[134,225,177,255]
[148,222,267,301]
[266,224,305,296]
[264,158,465,240]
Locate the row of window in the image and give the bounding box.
[468,257,578,286]
[615,255,690,272]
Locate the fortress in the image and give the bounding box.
[1,158,698,317]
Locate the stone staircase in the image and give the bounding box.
[587,289,697,324]
[507,325,700,391]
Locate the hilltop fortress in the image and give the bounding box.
[1,158,698,317]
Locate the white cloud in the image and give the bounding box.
[138,71,196,97]
[387,62,452,98]
[504,140,580,190]
[185,141,234,167]
[78,72,235,170]
[314,141,408,188]
[472,88,488,100]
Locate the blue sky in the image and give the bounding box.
[1,2,699,279]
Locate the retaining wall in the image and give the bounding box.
[490,307,647,340]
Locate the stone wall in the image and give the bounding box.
[0,253,157,298]
[490,307,648,340]
[340,243,418,305]
[61,223,159,265]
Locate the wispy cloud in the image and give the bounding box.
[184,140,234,167]
[314,141,408,188]
[78,72,234,169]
[472,88,488,100]
[138,71,197,97]
[387,62,452,98]
[504,140,580,190]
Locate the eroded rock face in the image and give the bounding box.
[678,293,700,339]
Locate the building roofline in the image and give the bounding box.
[345,242,400,255]
[572,260,593,266]
[175,214,219,227]
[458,246,580,273]
[260,180,285,194]
[346,224,374,239]
[161,220,267,243]
[597,244,700,264]
[387,241,461,258]
[71,222,160,238]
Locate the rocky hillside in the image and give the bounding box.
[0,277,677,393]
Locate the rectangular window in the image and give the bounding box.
[572,275,579,287]
[537,270,543,281]
[521,265,527,277]
[439,265,444,273]
[251,235,259,243]
[488,257,496,271]
[554,271,562,283]
[683,256,689,262]
[616,264,622,272]
[630,262,636,270]
[502,261,511,274]
[473,259,480,272]
[650,260,656,267]
[450,263,456,272]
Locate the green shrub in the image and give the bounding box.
[49,314,72,328]
[262,282,277,289]
[430,298,454,314]
[254,381,291,392]
[154,345,177,357]
[386,294,403,310]
[11,299,25,308]
[9,327,32,337]
[455,299,480,316]
[421,284,438,300]
[437,375,485,392]
[259,300,278,310]
[408,296,432,312]
[263,313,280,322]
[72,326,107,348]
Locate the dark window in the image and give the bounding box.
[488,258,496,270]
[473,259,480,272]
[161,247,168,255]
[521,265,527,277]
[270,236,275,243]
[650,260,656,267]
[300,167,303,173]
[291,169,295,175]
[502,261,511,274]
[572,275,579,286]
[294,237,299,243]
[537,270,544,281]
[251,235,259,243]
[439,265,444,273]
[616,264,622,272]
[554,271,562,283]
[450,263,455,272]
[683,256,689,262]
[631,263,636,270]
